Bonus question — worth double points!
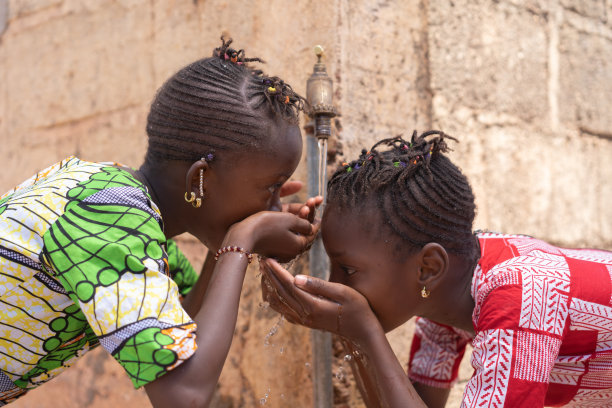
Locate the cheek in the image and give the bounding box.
[362,279,410,331]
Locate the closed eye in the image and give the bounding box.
[341,265,357,276]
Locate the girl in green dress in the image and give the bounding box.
[0,37,319,407]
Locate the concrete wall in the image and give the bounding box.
[1,0,610,407]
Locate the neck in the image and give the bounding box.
[137,163,187,239]
[420,254,478,335]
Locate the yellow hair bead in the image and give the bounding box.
[268,87,276,92]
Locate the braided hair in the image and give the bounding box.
[327,130,478,259]
[145,36,305,163]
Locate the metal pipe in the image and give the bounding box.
[306,119,333,408]
[305,45,336,408]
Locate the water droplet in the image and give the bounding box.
[335,366,345,380]
[259,301,270,310]
[264,316,284,346]
[344,354,352,362]
[281,394,285,399]
[259,398,266,405]
[305,362,311,368]
[279,346,284,354]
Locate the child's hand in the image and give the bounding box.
[278,180,323,223]
[260,258,379,342]
[225,212,320,263]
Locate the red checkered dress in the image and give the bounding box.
[408,233,612,407]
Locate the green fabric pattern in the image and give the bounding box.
[166,239,198,296]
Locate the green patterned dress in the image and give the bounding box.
[0,157,199,404]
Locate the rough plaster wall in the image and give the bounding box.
[0,0,610,407]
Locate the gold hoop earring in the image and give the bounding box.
[184,192,196,203]
[193,197,202,208]
[421,286,430,298]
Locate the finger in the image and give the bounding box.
[295,205,311,221]
[305,197,319,223]
[266,261,342,325]
[279,181,303,197]
[263,260,308,316]
[283,202,305,215]
[268,294,301,319]
[289,216,315,236]
[294,274,347,303]
[307,196,324,210]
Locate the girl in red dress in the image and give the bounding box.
[262,131,612,407]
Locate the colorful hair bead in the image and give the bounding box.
[402,144,409,151]
[342,162,348,166]
[393,161,400,167]
[284,95,290,104]
[347,167,353,172]
[355,163,361,169]
[231,56,238,63]
[206,153,214,161]
[268,87,276,92]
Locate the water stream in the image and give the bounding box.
[316,137,328,217]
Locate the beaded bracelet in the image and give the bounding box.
[214,246,254,264]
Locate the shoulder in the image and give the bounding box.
[473,236,599,336]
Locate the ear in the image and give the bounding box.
[184,158,209,198]
[415,243,449,292]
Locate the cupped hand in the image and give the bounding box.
[260,258,379,342]
[226,212,320,263]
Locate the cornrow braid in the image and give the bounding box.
[327,130,478,258]
[145,36,306,163]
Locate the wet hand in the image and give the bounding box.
[227,212,320,263]
[277,179,323,223]
[261,258,378,341]
[283,196,323,224]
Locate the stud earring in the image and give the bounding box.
[184,192,196,203]
[421,286,430,298]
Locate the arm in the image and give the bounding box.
[180,251,215,317]
[412,383,451,408]
[340,338,382,407]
